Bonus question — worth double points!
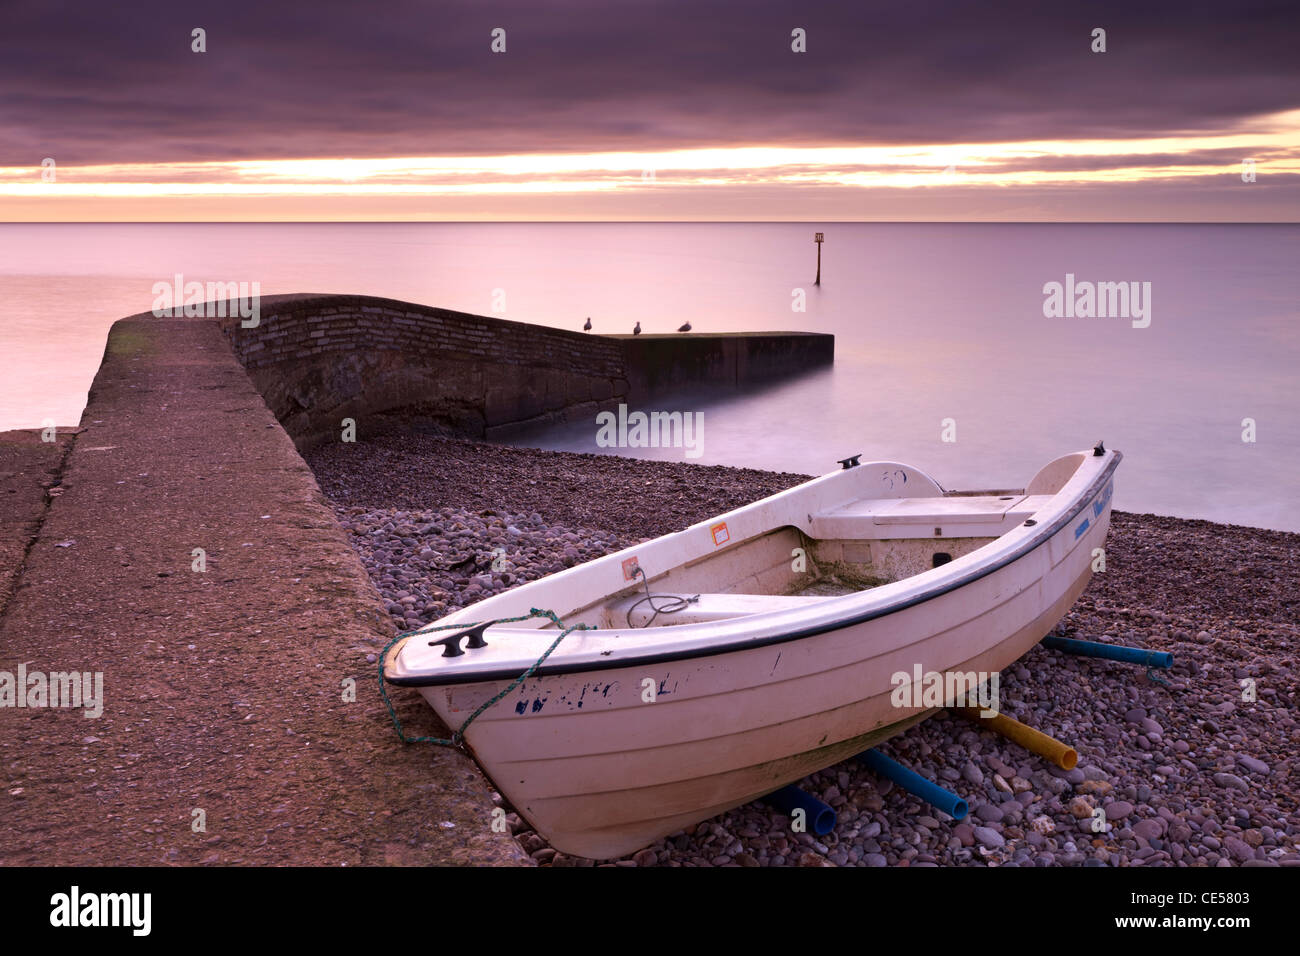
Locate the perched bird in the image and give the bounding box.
[677,321,692,332]
[583,317,592,331]
[633,321,642,335]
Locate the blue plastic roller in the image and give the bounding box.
[856,748,969,820]
[761,784,836,835]
[1041,635,1172,669]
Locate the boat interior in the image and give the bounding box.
[568,487,1059,631]
[508,451,1098,633]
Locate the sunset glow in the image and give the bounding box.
[2,2,1296,222]
[5,111,1298,220]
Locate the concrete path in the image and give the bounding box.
[0,317,527,865]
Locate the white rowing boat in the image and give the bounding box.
[384,445,1121,859]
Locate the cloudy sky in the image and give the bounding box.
[1,0,1296,220]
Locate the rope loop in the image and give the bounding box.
[376,608,594,748]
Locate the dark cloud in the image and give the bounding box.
[0,0,1296,166]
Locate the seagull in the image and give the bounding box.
[633,321,642,335]
[677,321,692,332]
[583,317,592,331]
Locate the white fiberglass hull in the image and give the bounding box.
[387,448,1120,859]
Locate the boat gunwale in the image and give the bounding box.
[385,450,1122,687]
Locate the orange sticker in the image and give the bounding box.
[711,522,730,547]
[622,556,641,581]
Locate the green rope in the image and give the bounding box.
[376,607,594,748]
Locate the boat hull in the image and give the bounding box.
[418,487,1113,859]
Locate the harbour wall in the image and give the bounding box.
[217,294,833,448]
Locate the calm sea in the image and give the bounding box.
[1,223,1296,531]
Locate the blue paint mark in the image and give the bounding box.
[1094,482,1113,516]
[1074,518,1090,539]
[531,697,546,713]
[515,700,527,715]
[1093,481,1113,518]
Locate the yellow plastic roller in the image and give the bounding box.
[956,707,1078,770]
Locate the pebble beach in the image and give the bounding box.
[308,434,1300,867]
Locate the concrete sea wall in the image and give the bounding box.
[613,331,835,394]
[218,294,833,448]
[0,293,833,865]
[0,314,530,865]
